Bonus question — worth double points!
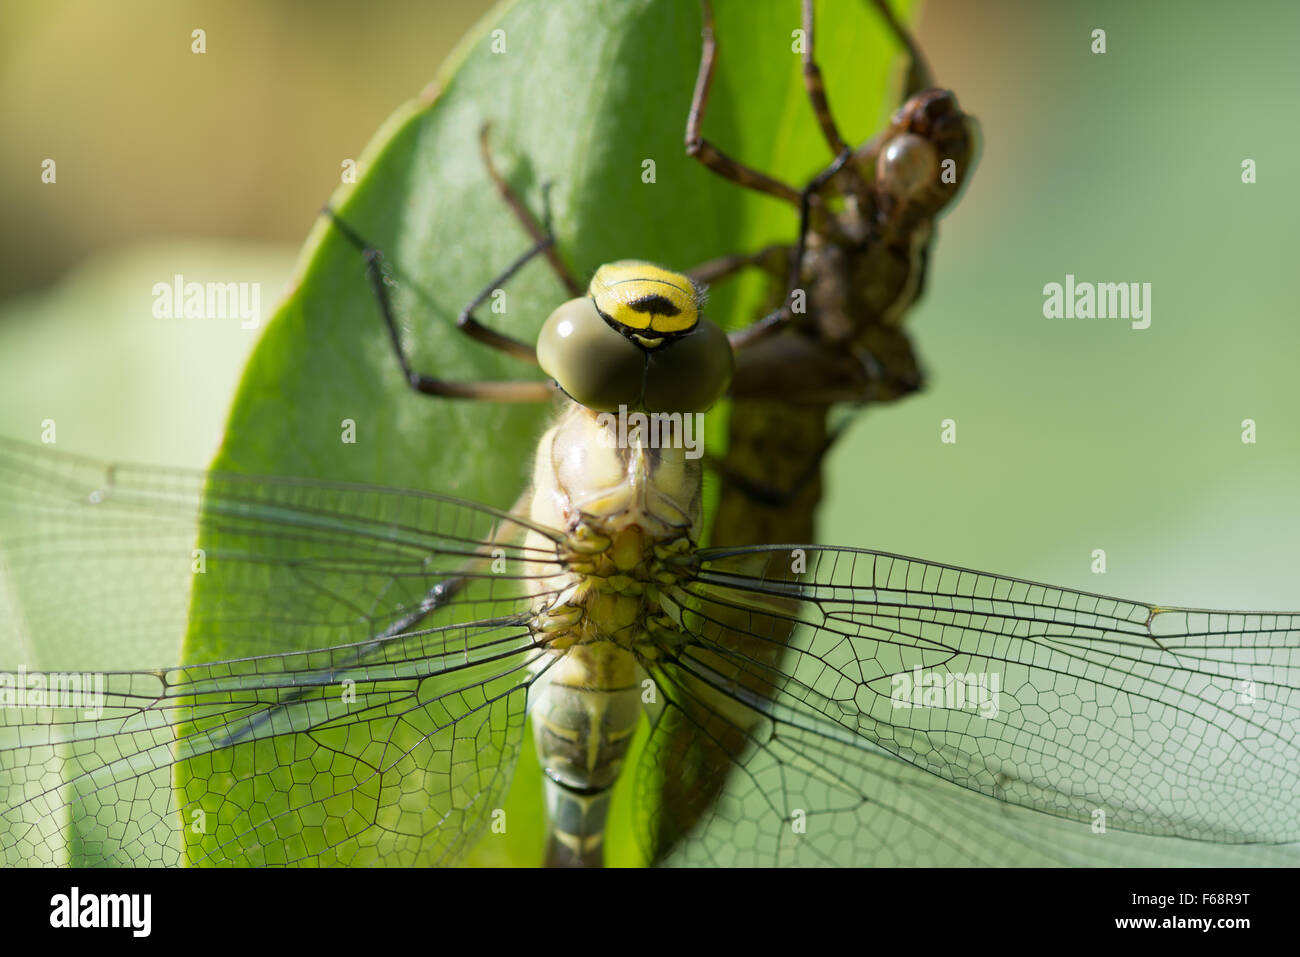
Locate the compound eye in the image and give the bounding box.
[537,297,645,412]
[877,132,939,204]
[642,318,733,413]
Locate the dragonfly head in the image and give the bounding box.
[536,261,732,414]
[866,88,978,216]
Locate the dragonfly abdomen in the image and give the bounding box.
[531,645,640,867]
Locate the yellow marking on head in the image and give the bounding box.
[589,261,701,338]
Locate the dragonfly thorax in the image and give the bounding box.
[525,403,699,657]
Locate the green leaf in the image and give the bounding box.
[177,0,915,866]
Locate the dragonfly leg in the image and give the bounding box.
[727,146,851,351]
[686,243,789,288]
[479,123,583,297]
[685,0,802,206]
[324,207,553,402]
[869,0,935,98]
[800,0,848,157]
[453,240,549,364]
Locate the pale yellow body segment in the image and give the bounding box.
[523,401,702,866]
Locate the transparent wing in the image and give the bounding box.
[638,674,1300,866]
[640,544,1300,865]
[0,438,563,866]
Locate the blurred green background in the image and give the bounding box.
[1,0,1295,632]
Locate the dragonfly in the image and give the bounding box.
[643,0,979,848]
[2,243,1298,866]
[688,0,979,549]
[2,3,1296,868]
